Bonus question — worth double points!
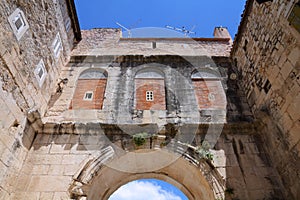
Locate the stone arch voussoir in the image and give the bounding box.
[69,146,226,200]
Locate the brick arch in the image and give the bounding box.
[191,70,226,110]
[134,65,166,110]
[135,67,165,78]
[70,68,108,109]
[69,147,220,200]
[78,68,108,79]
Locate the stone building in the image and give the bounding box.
[0,0,299,199]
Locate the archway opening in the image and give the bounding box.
[108,178,188,200]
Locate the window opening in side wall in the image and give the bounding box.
[37,68,44,79]
[14,16,24,30]
[34,59,47,87]
[8,8,29,41]
[65,17,71,32]
[52,33,63,59]
[152,42,156,49]
[288,1,300,33]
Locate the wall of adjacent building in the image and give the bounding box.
[70,28,232,57]
[0,0,78,197]
[231,0,300,198]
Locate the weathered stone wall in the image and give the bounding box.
[7,122,284,200]
[215,126,285,200]
[0,0,78,196]
[231,0,300,198]
[46,55,251,125]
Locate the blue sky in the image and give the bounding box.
[108,179,188,200]
[74,0,246,38]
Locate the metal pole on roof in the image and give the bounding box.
[116,22,132,38]
[165,25,196,37]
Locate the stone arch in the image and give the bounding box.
[69,146,225,200]
[135,67,165,79]
[78,68,108,79]
[70,68,108,109]
[134,64,166,110]
[191,69,221,79]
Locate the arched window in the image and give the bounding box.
[70,69,107,109]
[134,68,166,110]
[192,70,226,110]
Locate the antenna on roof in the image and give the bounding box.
[116,22,132,38]
[165,25,196,37]
[129,18,141,30]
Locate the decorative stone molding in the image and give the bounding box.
[69,146,115,198]
[68,142,226,199]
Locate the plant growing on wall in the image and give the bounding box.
[132,132,148,146]
[195,140,214,161]
[160,141,167,148]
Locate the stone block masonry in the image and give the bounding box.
[231,0,300,198]
[7,122,285,200]
[0,0,80,197]
[0,0,297,198]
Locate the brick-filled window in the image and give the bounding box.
[135,69,166,110]
[192,71,226,110]
[70,69,107,109]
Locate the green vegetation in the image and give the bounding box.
[132,132,148,146]
[195,140,214,161]
[160,141,167,147]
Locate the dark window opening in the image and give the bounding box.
[152,42,156,49]
[84,92,93,100]
[263,79,272,94]
[288,1,300,33]
[256,0,273,4]
[14,17,24,30]
[243,39,248,51]
[38,68,44,78]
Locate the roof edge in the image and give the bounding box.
[231,0,254,56]
[119,37,230,42]
[66,0,82,42]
